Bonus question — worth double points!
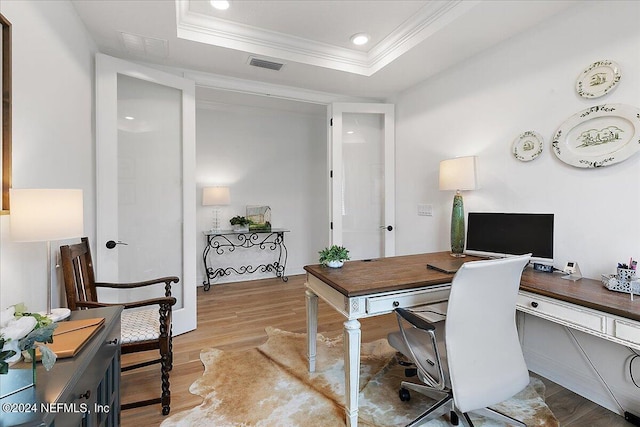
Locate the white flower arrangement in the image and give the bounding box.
[0,304,57,374]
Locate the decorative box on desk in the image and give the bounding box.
[602,273,640,295]
[202,228,289,290]
[0,306,123,427]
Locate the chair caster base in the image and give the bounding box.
[399,387,411,402]
[450,410,459,425]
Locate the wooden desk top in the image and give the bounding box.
[304,252,640,322]
[304,252,485,297]
[520,269,640,322]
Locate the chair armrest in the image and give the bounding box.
[75,298,176,309]
[121,296,177,310]
[95,276,179,297]
[395,308,436,332]
[75,301,119,309]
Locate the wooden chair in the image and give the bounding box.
[60,237,178,415]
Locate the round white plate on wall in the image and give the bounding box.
[576,60,621,98]
[512,130,544,162]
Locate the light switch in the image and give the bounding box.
[418,204,433,216]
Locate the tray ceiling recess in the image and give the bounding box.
[175,0,478,76]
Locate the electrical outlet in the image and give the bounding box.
[418,204,433,216]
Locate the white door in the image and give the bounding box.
[330,103,395,260]
[95,54,196,335]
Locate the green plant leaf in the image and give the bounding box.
[13,303,28,315]
[37,344,57,371]
[18,323,57,351]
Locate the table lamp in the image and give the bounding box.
[10,189,84,314]
[439,156,478,257]
[202,186,230,232]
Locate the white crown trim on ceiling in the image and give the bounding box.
[175,0,479,77]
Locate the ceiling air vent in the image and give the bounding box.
[249,57,285,71]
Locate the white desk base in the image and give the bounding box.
[305,275,640,427]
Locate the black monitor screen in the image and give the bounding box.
[466,213,554,262]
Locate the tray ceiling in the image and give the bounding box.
[71,0,579,100]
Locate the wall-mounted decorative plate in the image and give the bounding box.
[552,104,640,168]
[576,60,621,98]
[512,131,544,161]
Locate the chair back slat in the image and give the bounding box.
[60,237,99,310]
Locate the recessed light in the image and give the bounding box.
[346,131,354,134]
[210,0,230,10]
[350,33,369,46]
[124,116,135,120]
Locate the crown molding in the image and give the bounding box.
[175,0,479,77]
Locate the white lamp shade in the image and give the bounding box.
[202,186,230,206]
[439,156,478,191]
[10,189,84,242]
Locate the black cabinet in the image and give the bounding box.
[0,306,123,427]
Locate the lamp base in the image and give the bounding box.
[450,252,466,258]
[449,191,466,256]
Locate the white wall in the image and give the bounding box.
[0,1,96,312]
[394,0,640,279]
[393,0,640,416]
[196,100,328,285]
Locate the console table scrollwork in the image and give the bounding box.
[202,229,289,290]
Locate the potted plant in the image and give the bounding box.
[229,216,251,232]
[1,304,57,397]
[318,245,350,268]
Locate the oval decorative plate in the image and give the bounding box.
[512,131,544,161]
[552,104,640,168]
[576,60,621,98]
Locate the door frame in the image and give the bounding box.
[95,53,196,335]
[329,103,395,257]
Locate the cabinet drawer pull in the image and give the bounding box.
[531,301,539,308]
[79,390,91,400]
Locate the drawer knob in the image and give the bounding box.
[531,301,539,308]
[79,390,91,400]
[392,301,400,307]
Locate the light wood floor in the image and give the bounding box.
[120,275,634,427]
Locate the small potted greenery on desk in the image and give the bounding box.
[318,245,350,268]
[229,216,251,232]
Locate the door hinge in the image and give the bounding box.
[330,170,333,178]
[330,118,333,126]
[330,222,333,230]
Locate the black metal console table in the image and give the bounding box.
[202,229,289,290]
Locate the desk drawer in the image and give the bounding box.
[614,319,640,345]
[517,293,605,332]
[367,286,450,315]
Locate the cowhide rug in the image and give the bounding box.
[161,327,558,427]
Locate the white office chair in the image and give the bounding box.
[387,254,532,427]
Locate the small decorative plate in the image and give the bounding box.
[552,104,640,168]
[512,131,544,162]
[576,60,621,98]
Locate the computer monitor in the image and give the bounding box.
[465,212,554,264]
